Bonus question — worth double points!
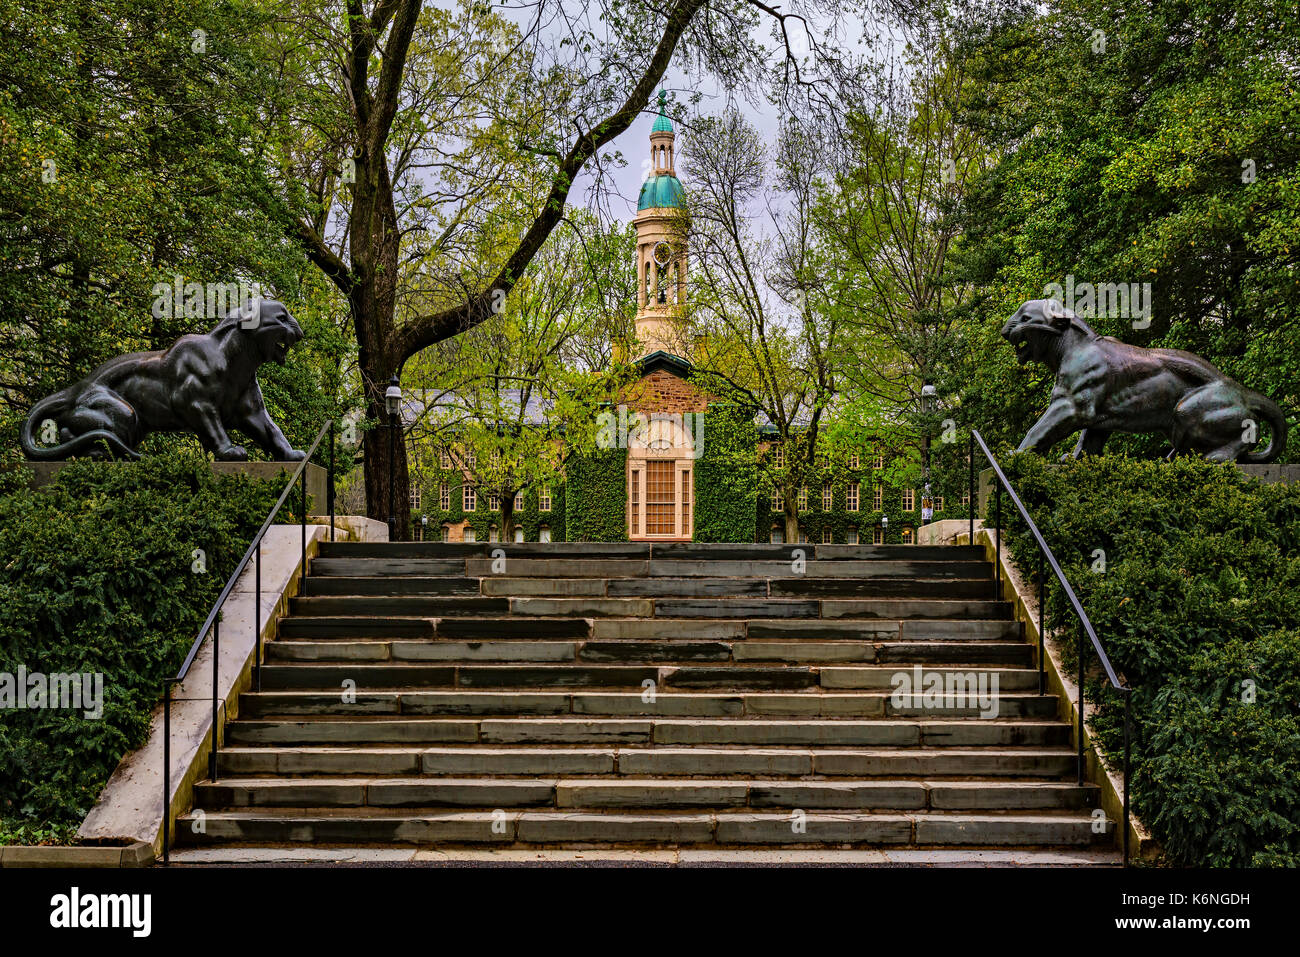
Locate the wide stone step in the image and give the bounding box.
[253,662,1040,692]
[278,616,592,640]
[255,663,822,690]
[286,596,1013,619]
[316,542,988,562]
[216,746,1079,778]
[192,777,1098,811]
[174,807,1108,847]
[263,638,1034,667]
[223,717,1070,747]
[239,689,1063,719]
[310,558,992,579]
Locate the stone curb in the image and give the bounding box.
[0,841,154,868]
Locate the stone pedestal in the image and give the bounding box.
[24,460,328,510]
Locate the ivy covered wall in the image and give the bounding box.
[694,403,758,542]
[565,447,629,542]
[411,470,566,542]
[754,437,974,544]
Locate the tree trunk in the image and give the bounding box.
[784,501,799,544]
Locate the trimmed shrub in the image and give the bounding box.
[0,452,282,841]
[999,454,1300,866]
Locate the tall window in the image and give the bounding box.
[463,485,476,512]
[822,482,833,511]
[439,483,450,511]
[903,488,915,511]
[681,468,691,536]
[874,453,884,469]
[770,525,785,544]
[849,452,859,469]
[439,448,452,469]
[488,492,500,511]
[797,487,808,511]
[488,526,499,543]
[771,489,783,512]
[409,486,421,510]
[961,491,971,507]
[847,482,859,512]
[539,484,552,512]
[772,446,785,468]
[935,496,944,511]
[846,528,859,545]
[822,528,834,544]
[873,484,883,511]
[462,449,476,469]
[463,527,476,543]
[873,526,884,545]
[538,525,552,543]
[901,527,914,544]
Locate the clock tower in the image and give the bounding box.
[634,90,689,359]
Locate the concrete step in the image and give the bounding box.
[215,746,1079,778]
[174,807,1109,847]
[239,689,1063,719]
[262,638,1034,666]
[193,777,1098,811]
[223,717,1071,747]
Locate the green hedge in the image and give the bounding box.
[695,404,758,542]
[0,452,282,843]
[565,447,628,542]
[1000,454,1300,866]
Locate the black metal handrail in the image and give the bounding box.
[967,429,1135,866]
[161,420,335,863]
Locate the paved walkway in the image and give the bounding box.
[165,847,1120,867]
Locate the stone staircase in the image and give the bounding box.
[177,542,1115,855]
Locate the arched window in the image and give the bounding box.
[770,525,785,544]
[440,523,451,543]
[513,527,525,543]
[538,524,552,543]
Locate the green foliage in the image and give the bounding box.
[565,446,629,542]
[999,454,1300,865]
[951,0,1300,456]
[694,404,758,543]
[0,451,281,835]
[754,434,973,543]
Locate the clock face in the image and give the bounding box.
[653,241,672,266]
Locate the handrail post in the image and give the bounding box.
[209,619,219,782]
[968,431,975,543]
[1123,690,1132,866]
[329,419,336,542]
[254,539,262,692]
[162,681,171,865]
[1038,551,1046,695]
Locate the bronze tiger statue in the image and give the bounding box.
[21,299,306,462]
[1001,299,1287,462]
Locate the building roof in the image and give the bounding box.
[638,173,685,211]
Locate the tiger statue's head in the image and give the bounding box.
[214,299,305,366]
[1000,299,1099,370]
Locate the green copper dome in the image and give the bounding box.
[638,174,685,210]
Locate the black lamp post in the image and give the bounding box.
[385,375,402,540]
[920,380,937,485]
